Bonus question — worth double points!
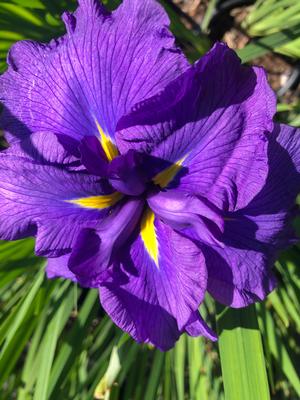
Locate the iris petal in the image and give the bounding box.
[148,190,224,246]
[0,139,112,257]
[46,254,77,282]
[116,42,274,210]
[107,150,148,196]
[0,0,187,152]
[206,123,300,307]
[79,135,109,176]
[68,198,144,287]
[100,218,209,350]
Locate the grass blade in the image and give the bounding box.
[261,303,300,397]
[174,335,186,400]
[33,282,73,400]
[144,350,165,400]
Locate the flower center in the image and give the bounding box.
[107,149,150,196]
[79,135,187,198]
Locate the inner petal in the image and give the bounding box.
[148,190,224,247]
[108,150,150,196]
[68,198,144,287]
[79,135,109,176]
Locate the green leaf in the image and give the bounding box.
[47,289,99,398]
[187,336,208,400]
[237,24,300,62]
[216,304,270,400]
[144,350,165,400]
[0,268,44,355]
[160,0,211,60]
[18,306,49,400]
[243,0,300,35]
[173,335,186,400]
[33,282,73,400]
[258,303,300,397]
[268,291,290,328]
[163,352,172,400]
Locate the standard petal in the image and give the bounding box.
[68,198,144,287]
[148,189,224,246]
[0,152,118,257]
[100,217,209,350]
[0,0,187,150]
[206,123,300,307]
[116,42,275,210]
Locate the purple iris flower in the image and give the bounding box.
[0,0,300,351]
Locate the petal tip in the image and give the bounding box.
[62,11,77,34]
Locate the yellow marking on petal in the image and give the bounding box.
[95,119,119,161]
[153,156,186,188]
[67,192,123,209]
[140,208,159,265]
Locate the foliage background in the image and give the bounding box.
[0,1,300,399]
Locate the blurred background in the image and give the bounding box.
[0,1,300,399]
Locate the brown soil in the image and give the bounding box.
[251,54,292,92]
[173,0,208,22]
[174,1,298,100]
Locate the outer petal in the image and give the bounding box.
[100,218,210,350]
[116,43,275,210]
[4,131,80,168]
[46,254,78,282]
[206,123,300,307]
[0,151,114,257]
[185,311,217,341]
[246,124,300,218]
[203,222,278,308]
[0,0,187,147]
